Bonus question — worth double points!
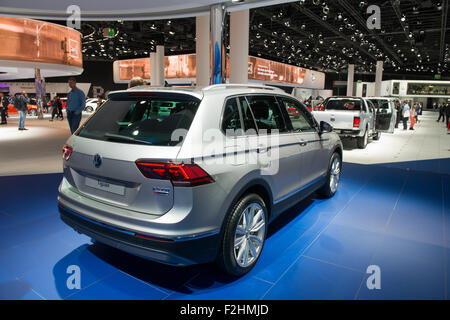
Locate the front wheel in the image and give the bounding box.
[217,194,268,277]
[317,152,342,198]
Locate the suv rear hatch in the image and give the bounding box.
[65,90,202,216]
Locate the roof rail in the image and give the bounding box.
[202,84,285,93]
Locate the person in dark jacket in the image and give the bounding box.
[395,102,402,129]
[15,91,29,130]
[0,92,8,125]
[446,101,450,128]
[49,96,63,121]
[437,103,445,122]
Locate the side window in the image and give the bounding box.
[222,97,242,134]
[238,96,258,135]
[246,95,287,134]
[367,100,375,113]
[279,98,316,133]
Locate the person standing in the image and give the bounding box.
[402,101,410,131]
[128,76,146,89]
[445,100,450,129]
[96,96,103,111]
[0,93,8,125]
[15,91,29,131]
[66,77,85,134]
[49,96,63,121]
[395,102,402,129]
[437,103,445,122]
[409,104,416,131]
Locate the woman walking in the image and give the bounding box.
[409,104,416,131]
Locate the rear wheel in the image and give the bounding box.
[28,109,37,116]
[85,106,94,113]
[317,152,342,198]
[217,193,268,277]
[357,127,368,149]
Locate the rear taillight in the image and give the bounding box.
[353,117,361,128]
[62,144,73,161]
[135,161,214,187]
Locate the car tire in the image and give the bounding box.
[317,152,342,199]
[357,127,368,149]
[29,109,37,116]
[86,106,94,113]
[217,193,268,277]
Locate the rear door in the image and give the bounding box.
[244,95,303,202]
[365,100,376,133]
[369,98,396,133]
[278,97,327,185]
[66,91,202,216]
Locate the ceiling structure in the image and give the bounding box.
[50,0,449,76]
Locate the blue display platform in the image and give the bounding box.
[0,161,448,300]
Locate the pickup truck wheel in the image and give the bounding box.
[357,128,368,149]
[217,193,268,277]
[317,152,342,198]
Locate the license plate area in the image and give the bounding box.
[85,177,125,196]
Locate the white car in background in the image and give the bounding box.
[84,98,103,113]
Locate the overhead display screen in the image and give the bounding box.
[119,54,197,81]
[115,54,325,89]
[0,16,82,68]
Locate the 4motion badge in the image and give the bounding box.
[153,187,170,195]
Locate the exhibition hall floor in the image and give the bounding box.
[0,111,449,300]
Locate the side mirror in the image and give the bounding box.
[319,121,333,134]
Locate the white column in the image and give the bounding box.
[230,9,249,84]
[150,51,157,86]
[156,45,165,86]
[375,61,383,97]
[196,15,210,87]
[150,46,165,87]
[346,64,355,96]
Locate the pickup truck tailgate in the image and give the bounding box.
[312,110,360,130]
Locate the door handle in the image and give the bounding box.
[299,140,308,147]
[258,145,268,153]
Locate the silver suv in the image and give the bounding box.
[58,84,343,276]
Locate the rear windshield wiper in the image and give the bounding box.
[104,133,153,145]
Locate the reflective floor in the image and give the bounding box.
[0,111,449,300]
[0,160,448,300]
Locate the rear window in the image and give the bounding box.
[325,99,361,111]
[77,97,200,146]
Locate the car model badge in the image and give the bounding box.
[93,154,102,168]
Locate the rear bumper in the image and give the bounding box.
[334,129,362,137]
[59,204,221,266]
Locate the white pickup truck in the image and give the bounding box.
[312,97,396,149]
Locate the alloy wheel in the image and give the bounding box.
[329,156,341,194]
[233,203,266,268]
